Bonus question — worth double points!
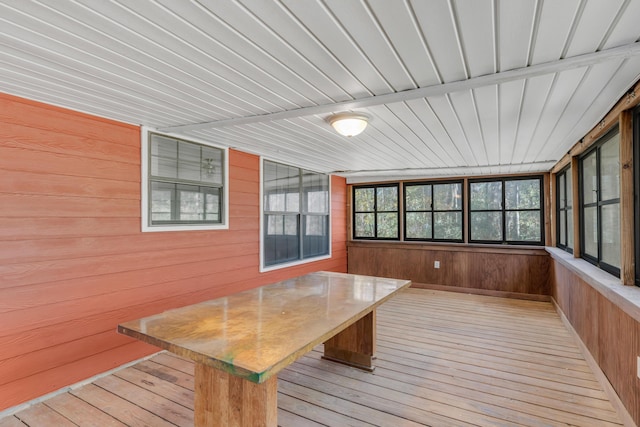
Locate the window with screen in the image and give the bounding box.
[145,133,225,230]
[263,160,330,268]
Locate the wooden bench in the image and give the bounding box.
[117,271,411,427]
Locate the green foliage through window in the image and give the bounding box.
[353,184,399,239]
[404,181,463,241]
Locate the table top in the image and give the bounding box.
[118,271,410,383]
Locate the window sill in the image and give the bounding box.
[260,254,332,273]
[348,240,548,256]
[546,246,640,323]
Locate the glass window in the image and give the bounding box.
[469,177,543,244]
[146,133,225,228]
[263,160,329,267]
[353,184,399,239]
[580,126,620,275]
[404,181,463,242]
[556,166,573,252]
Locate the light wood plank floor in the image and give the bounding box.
[0,289,625,426]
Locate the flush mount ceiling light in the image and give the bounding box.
[327,112,369,137]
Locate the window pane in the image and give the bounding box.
[151,135,178,178]
[377,187,398,212]
[303,216,329,258]
[470,211,502,241]
[306,190,328,213]
[566,170,572,208]
[264,214,299,266]
[377,213,398,238]
[600,133,620,201]
[434,211,462,240]
[506,211,541,242]
[567,208,573,248]
[178,159,201,182]
[558,174,566,209]
[201,147,223,184]
[583,206,598,258]
[354,188,375,212]
[505,179,540,210]
[303,171,329,214]
[433,183,462,210]
[205,190,220,221]
[601,203,620,268]
[470,181,502,210]
[264,162,299,212]
[582,151,597,204]
[355,213,374,237]
[406,212,431,239]
[178,184,209,221]
[559,210,567,246]
[405,185,431,211]
[150,181,174,221]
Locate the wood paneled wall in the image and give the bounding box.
[0,93,347,411]
[348,242,550,298]
[551,260,640,426]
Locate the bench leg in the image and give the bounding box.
[323,310,376,371]
[194,364,277,427]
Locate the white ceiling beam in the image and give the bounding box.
[159,41,640,133]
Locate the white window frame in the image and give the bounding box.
[141,127,229,232]
[260,158,332,272]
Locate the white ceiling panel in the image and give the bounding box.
[497,0,536,71]
[0,0,638,182]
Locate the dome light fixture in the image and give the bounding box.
[327,112,369,137]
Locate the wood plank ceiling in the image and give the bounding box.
[1,0,640,182]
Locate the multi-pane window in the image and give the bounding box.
[147,133,224,227]
[556,167,573,252]
[469,177,543,244]
[404,181,463,241]
[263,160,329,267]
[353,184,399,239]
[581,127,620,275]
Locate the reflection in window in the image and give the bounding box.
[263,161,329,267]
[148,133,224,227]
[556,166,573,252]
[580,127,620,275]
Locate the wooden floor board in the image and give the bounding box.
[0,289,625,426]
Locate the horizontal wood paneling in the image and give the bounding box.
[551,260,640,426]
[0,93,347,411]
[348,242,550,297]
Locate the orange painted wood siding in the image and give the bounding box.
[0,93,347,411]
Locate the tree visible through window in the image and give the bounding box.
[469,177,543,244]
[404,181,463,241]
[353,184,399,239]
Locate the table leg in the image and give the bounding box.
[194,363,277,427]
[322,310,375,371]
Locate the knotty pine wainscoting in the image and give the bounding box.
[347,241,551,300]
